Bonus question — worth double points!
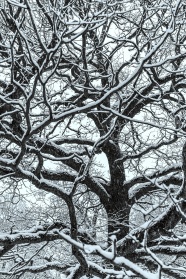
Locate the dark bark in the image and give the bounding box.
[102,140,131,239]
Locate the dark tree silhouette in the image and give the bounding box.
[0,0,186,278]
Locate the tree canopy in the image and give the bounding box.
[1,0,186,278]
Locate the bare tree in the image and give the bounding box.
[1,0,186,278]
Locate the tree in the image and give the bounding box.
[1,0,186,278]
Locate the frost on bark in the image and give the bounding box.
[1,0,186,278]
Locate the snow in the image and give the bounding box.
[7,0,27,8]
[0,222,166,279]
[114,257,158,279]
[144,53,185,68]
[84,244,98,254]
[109,235,117,242]
[88,261,131,278]
[55,231,161,278]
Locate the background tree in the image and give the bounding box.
[1,0,186,278]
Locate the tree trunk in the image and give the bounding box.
[103,140,130,240]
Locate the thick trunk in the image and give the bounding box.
[101,136,186,256]
[102,140,130,240]
[106,201,131,239]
